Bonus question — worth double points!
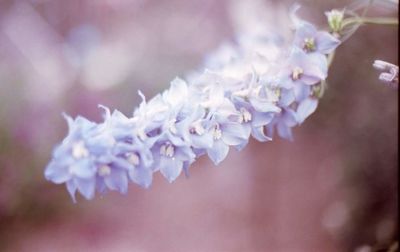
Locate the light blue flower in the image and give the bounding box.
[45,115,111,201]
[266,108,298,141]
[176,105,213,150]
[279,48,328,88]
[45,7,341,201]
[101,106,155,189]
[201,85,248,164]
[230,79,281,146]
[293,22,340,54]
[150,132,196,183]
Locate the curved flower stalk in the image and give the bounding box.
[44,9,341,202]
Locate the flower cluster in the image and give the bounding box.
[45,13,340,202]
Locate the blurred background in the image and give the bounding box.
[0,0,397,251]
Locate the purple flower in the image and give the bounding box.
[279,48,328,88]
[203,87,248,164]
[45,114,124,202]
[229,76,283,145]
[150,132,195,183]
[373,60,399,88]
[293,22,340,54]
[44,6,341,201]
[266,108,298,141]
[101,107,155,188]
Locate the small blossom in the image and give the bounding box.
[293,22,340,54]
[151,133,196,183]
[373,60,399,88]
[279,48,328,88]
[266,108,298,141]
[325,9,345,33]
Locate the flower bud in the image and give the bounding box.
[325,9,344,33]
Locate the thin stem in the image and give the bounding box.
[361,0,374,18]
[343,17,399,27]
[327,52,336,67]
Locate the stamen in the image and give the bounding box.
[291,67,304,80]
[303,37,315,52]
[72,141,89,159]
[126,153,140,166]
[98,165,111,177]
[160,142,175,157]
[212,124,222,140]
[265,86,280,104]
[240,107,252,123]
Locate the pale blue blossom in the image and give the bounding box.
[45,8,341,201]
[279,48,328,88]
[293,22,340,54]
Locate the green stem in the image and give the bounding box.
[327,52,336,67]
[343,17,399,27]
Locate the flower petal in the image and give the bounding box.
[70,159,96,179]
[75,177,96,200]
[129,166,153,188]
[45,161,71,184]
[316,31,340,54]
[191,132,214,149]
[297,98,318,124]
[207,140,229,165]
[251,126,272,142]
[159,157,183,183]
[221,122,248,146]
[277,122,293,141]
[66,180,78,203]
[252,111,275,127]
[104,168,128,193]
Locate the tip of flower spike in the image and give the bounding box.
[289,3,303,29]
[62,112,73,126]
[138,90,146,103]
[98,104,111,119]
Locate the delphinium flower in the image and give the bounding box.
[100,107,155,189]
[45,114,130,202]
[373,60,399,88]
[293,20,340,55]
[45,8,341,201]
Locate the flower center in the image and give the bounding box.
[240,107,252,123]
[273,88,281,101]
[160,142,175,157]
[72,141,89,159]
[303,37,315,52]
[291,67,304,81]
[126,153,140,166]
[266,86,281,104]
[98,165,111,177]
[212,124,222,140]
